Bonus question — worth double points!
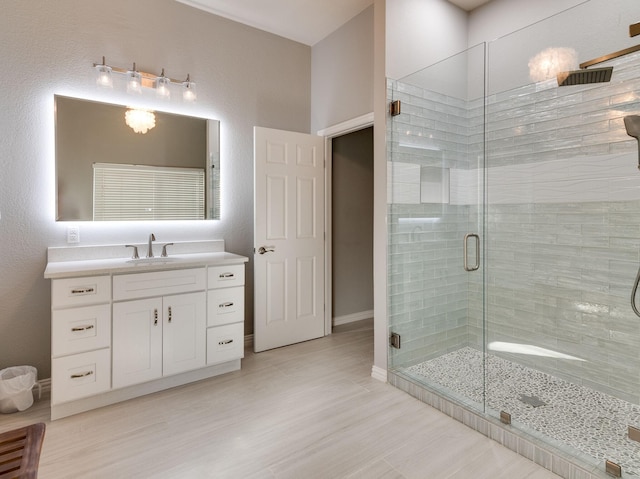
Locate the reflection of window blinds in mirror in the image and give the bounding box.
[93,163,205,220]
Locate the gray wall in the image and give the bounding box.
[386,0,468,80]
[332,127,374,320]
[311,6,374,132]
[468,0,586,46]
[0,0,311,377]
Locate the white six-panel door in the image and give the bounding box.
[254,127,325,352]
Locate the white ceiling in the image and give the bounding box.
[176,0,492,46]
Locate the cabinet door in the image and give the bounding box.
[163,291,206,376]
[113,297,163,389]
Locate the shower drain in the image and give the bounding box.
[519,394,547,408]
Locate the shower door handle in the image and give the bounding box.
[464,233,480,272]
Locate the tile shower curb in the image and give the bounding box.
[389,372,612,479]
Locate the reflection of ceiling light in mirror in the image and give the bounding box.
[125,108,156,134]
[528,47,578,82]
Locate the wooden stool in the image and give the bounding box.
[0,423,46,478]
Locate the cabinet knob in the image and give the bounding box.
[154,308,158,325]
[70,371,94,379]
[168,306,172,323]
[218,339,233,345]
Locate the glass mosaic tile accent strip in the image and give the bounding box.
[406,347,640,477]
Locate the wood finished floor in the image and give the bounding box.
[0,319,559,478]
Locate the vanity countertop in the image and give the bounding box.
[44,241,248,279]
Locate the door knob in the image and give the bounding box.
[257,246,275,254]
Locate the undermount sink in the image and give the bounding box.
[126,257,177,265]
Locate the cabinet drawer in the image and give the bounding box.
[113,268,206,301]
[51,348,111,404]
[52,304,111,357]
[52,276,111,308]
[207,287,244,327]
[207,323,244,365]
[208,265,245,289]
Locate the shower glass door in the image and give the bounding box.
[484,0,640,474]
[387,43,487,413]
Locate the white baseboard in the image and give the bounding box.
[333,310,374,327]
[371,365,387,382]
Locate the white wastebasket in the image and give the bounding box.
[0,366,37,413]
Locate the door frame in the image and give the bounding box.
[316,112,375,334]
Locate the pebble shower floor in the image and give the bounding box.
[405,347,640,476]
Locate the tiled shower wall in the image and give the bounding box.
[388,51,640,403]
[387,80,482,368]
[483,52,640,403]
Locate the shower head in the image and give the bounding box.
[556,66,613,86]
[624,115,640,170]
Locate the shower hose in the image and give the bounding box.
[632,264,640,318]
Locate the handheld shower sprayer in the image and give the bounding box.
[628,115,640,317]
[624,115,640,170]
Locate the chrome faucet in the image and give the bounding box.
[147,233,156,258]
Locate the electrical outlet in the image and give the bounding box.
[67,225,80,244]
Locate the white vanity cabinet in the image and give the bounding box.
[112,292,207,388]
[45,243,248,420]
[112,268,207,388]
[206,265,245,365]
[50,276,112,405]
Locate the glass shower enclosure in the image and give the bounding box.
[387,0,640,476]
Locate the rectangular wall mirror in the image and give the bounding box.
[55,95,220,221]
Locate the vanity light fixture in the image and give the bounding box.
[91,57,196,102]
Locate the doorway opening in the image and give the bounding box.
[330,127,374,330]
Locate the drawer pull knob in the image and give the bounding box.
[70,371,94,379]
[71,287,95,295]
[71,325,95,332]
[154,308,158,325]
[218,339,233,345]
[219,302,234,308]
[168,306,172,323]
[219,273,235,279]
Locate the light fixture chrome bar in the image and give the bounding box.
[92,58,190,85]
